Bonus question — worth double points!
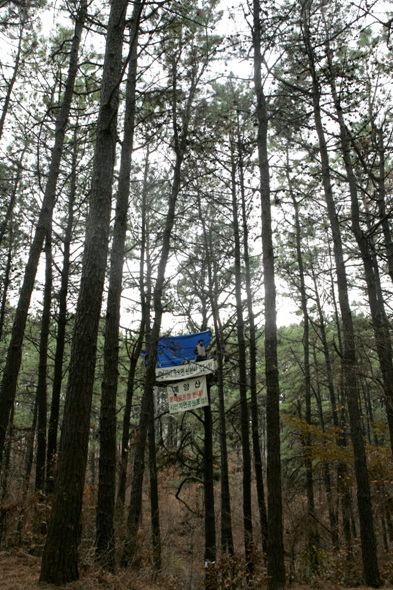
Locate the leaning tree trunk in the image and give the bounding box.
[376,127,393,284]
[40,0,128,583]
[0,146,26,248]
[327,55,393,459]
[0,0,87,468]
[0,234,13,342]
[301,2,380,585]
[0,2,29,142]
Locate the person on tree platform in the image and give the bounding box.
[194,339,207,362]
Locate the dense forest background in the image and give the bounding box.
[1,0,393,588]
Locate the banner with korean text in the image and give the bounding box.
[165,375,209,414]
[155,358,216,382]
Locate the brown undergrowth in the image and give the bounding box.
[1,551,393,590]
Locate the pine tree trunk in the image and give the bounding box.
[35,233,52,492]
[328,60,393,458]
[40,0,127,582]
[301,3,380,584]
[204,385,216,590]
[252,1,285,586]
[200,198,234,558]
[290,184,320,565]
[116,328,145,510]
[96,1,144,568]
[46,128,78,494]
[0,237,12,343]
[148,391,161,575]
[0,0,87,467]
[123,53,203,566]
[376,128,393,284]
[238,136,268,557]
[230,141,253,571]
[117,148,150,511]
[0,3,29,141]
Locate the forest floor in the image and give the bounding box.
[1,550,391,590]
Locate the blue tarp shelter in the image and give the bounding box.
[155,330,212,368]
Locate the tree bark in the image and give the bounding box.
[289,176,319,566]
[0,0,87,468]
[238,132,268,557]
[327,51,393,459]
[198,192,234,558]
[46,127,78,494]
[117,149,151,511]
[230,139,253,571]
[148,387,161,575]
[252,1,286,587]
[35,232,52,492]
[40,0,127,582]
[203,384,216,589]
[0,2,29,141]
[96,0,144,568]
[123,47,206,566]
[301,2,380,584]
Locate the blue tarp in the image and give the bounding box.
[155,330,212,368]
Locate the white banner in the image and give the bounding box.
[166,375,209,414]
[156,358,216,382]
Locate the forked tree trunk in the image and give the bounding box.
[96,0,144,568]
